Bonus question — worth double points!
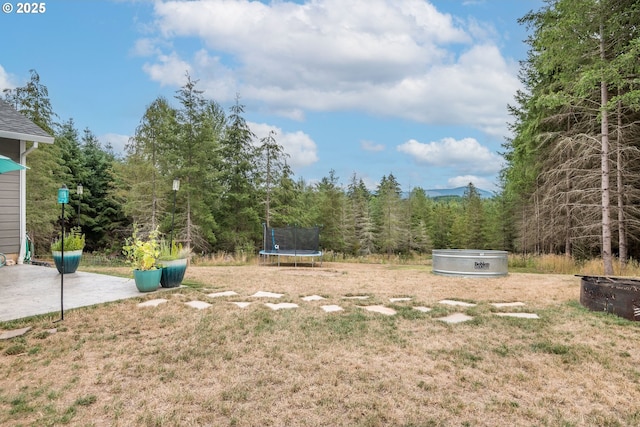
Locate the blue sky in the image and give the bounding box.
[1,0,542,192]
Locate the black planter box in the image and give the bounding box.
[579,275,640,321]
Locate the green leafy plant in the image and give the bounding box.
[158,240,191,261]
[122,225,160,271]
[50,227,85,252]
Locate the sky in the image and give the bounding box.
[0,0,543,193]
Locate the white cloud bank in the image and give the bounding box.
[249,122,319,169]
[138,0,520,138]
[396,137,504,175]
[0,65,16,92]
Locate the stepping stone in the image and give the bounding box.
[439,299,477,307]
[232,302,251,308]
[414,306,432,313]
[251,291,284,298]
[495,312,540,319]
[208,291,238,298]
[436,313,474,324]
[491,302,526,308]
[265,303,299,311]
[362,305,397,316]
[321,305,343,313]
[390,297,412,302]
[138,299,168,307]
[0,327,31,340]
[185,301,212,310]
[302,295,325,301]
[343,295,370,300]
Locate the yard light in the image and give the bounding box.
[56,184,69,322]
[76,184,83,227]
[169,179,180,250]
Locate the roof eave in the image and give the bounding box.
[0,130,54,144]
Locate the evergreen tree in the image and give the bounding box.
[406,187,432,253]
[55,119,88,230]
[216,94,260,252]
[346,174,375,255]
[257,130,290,228]
[374,174,403,256]
[173,74,225,251]
[315,170,345,253]
[463,182,486,249]
[124,96,178,230]
[430,201,455,249]
[268,170,310,228]
[3,70,61,254]
[81,129,125,251]
[505,0,640,268]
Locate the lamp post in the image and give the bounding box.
[169,179,180,250]
[76,184,83,227]
[56,184,69,322]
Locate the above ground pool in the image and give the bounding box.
[432,249,508,277]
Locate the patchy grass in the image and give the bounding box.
[2,263,640,426]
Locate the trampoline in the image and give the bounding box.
[259,224,323,267]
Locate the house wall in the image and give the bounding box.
[0,138,21,255]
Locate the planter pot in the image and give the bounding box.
[160,258,188,288]
[52,250,83,274]
[133,269,162,293]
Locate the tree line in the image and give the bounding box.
[11,0,640,267]
[502,0,640,272]
[5,71,510,259]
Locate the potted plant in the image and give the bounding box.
[158,240,190,288]
[51,227,85,274]
[122,225,161,292]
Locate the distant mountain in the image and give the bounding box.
[425,186,495,199]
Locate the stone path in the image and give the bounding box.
[133,293,541,323]
[0,295,541,340]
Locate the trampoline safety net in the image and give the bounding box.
[263,225,320,254]
[260,224,322,266]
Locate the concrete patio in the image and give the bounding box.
[0,264,161,322]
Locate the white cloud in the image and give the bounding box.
[361,140,385,152]
[142,52,192,86]
[396,137,503,174]
[138,0,518,137]
[98,133,130,154]
[130,38,161,57]
[271,108,306,122]
[249,122,319,169]
[0,65,16,92]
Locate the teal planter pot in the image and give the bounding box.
[160,258,188,288]
[133,269,162,292]
[52,250,83,274]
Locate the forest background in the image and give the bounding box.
[5,0,640,272]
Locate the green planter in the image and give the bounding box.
[160,258,188,288]
[133,269,162,292]
[52,250,83,274]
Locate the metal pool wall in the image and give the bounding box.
[432,249,508,277]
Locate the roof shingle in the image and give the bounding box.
[0,99,54,144]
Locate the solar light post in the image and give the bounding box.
[56,184,69,322]
[76,184,83,227]
[169,179,180,250]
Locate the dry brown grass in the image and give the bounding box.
[2,263,640,426]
